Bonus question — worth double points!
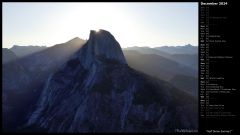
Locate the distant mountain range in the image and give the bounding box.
[123,50,196,80]
[10,45,47,57]
[123,45,198,71]
[155,44,198,54]
[2,48,18,64]
[123,45,198,97]
[123,46,170,58]
[2,30,197,133]
[169,75,198,97]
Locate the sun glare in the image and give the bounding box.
[95,29,100,32]
[46,3,144,48]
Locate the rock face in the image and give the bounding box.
[26,29,197,133]
[88,30,127,65]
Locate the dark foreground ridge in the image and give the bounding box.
[23,29,197,132]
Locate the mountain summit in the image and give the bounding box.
[90,30,126,64]
[26,30,197,132]
[76,29,127,69]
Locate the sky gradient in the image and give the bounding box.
[2,2,198,48]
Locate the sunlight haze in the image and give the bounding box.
[2,2,198,48]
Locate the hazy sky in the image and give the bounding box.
[3,2,198,48]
